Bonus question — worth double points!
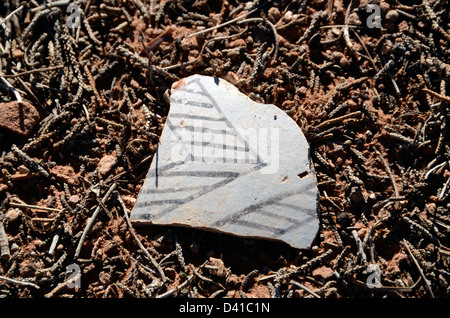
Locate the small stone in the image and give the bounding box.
[228,38,246,49]
[18,165,30,174]
[68,195,80,204]
[357,226,368,239]
[312,266,334,280]
[347,12,361,26]
[180,36,199,51]
[208,257,230,278]
[298,86,308,95]
[97,154,117,176]
[347,99,358,110]
[439,274,449,288]
[33,239,43,248]
[131,75,319,250]
[339,56,350,67]
[5,208,21,222]
[385,10,399,22]
[282,11,293,23]
[268,7,281,23]
[337,212,352,227]
[0,100,40,137]
[13,49,24,59]
[10,243,19,253]
[380,39,394,55]
[398,20,409,31]
[99,271,112,285]
[70,118,79,126]
[379,1,390,14]
[332,51,343,61]
[223,71,240,86]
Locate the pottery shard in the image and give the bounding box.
[130,75,319,249]
[0,100,40,137]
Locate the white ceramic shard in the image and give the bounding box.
[131,75,319,249]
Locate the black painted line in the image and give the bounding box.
[135,161,266,218]
[255,209,305,226]
[187,140,248,152]
[133,198,187,208]
[196,156,259,164]
[146,160,185,178]
[155,170,240,178]
[139,184,210,194]
[185,100,214,109]
[170,113,226,121]
[196,79,265,166]
[179,125,236,136]
[272,214,318,238]
[152,174,238,216]
[229,219,286,235]
[175,86,210,97]
[212,181,316,228]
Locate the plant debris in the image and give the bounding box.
[0,0,449,298]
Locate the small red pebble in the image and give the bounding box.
[0,100,40,137]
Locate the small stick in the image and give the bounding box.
[2,66,64,78]
[352,276,421,292]
[48,229,61,255]
[422,88,450,103]
[288,280,320,298]
[74,183,117,259]
[362,221,381,249]
[0,275,40,289]
[343,0,355,52]
[402,239,435,298]
[373,146,400,198]
[186,5,261,38]
[9,202,62,213]
[327,0,333,19]
[439,175,450,200]
[315,111,362,131]
[30,0,70,13]
[0,76,22,104]
[241,269,259,291]
[190,264,224,289]
[145,26,174,51]
[276,249,333,281]
[237,18,279,60]
[0,221,10,260]
[352,230,367,264]
[0,5,24,29]
[351,28,378,72]
[44,271,82,297]
[404,215,439,243]
[117,193,167,283]
[11,144,49,178]
[156,274,194,298]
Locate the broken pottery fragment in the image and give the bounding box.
[131,75,319,249]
